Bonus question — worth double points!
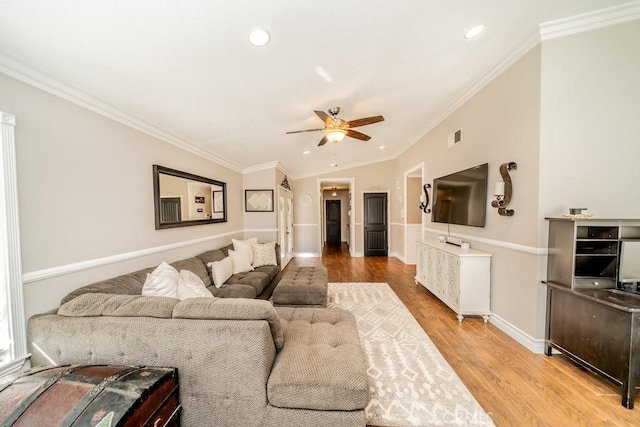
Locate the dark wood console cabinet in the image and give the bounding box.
[545,218,640,409]
[546,284,640,408]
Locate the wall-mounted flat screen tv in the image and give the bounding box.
[431,163,488,227]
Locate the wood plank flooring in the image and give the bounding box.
[287,243,640,426]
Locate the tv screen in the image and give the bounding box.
[431,163,488,227]
[619,241,640,283]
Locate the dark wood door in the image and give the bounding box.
[364,193,388,256]
[326,200,341,243]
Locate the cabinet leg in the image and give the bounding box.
[622,383,635,409]
[482,315,489,323]
[457,314,464,323]
[545,344,553,357]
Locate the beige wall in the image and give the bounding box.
[243,168,277,242]
[539,19,640,236]
[395,46,543,340]
[0,74,244,318]
[406,177,421,224]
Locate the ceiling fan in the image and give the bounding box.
[286,107,384,146]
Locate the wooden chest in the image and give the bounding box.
[0,365,180,426]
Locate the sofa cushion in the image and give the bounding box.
[195,249,226,266]
[208,257,234,288]
[268,307,369,411]
[177,270,214,300]
[170,257,212,287]
[229,249,253,274]
[173,297,284,350]
[233,237,258,264]
[253,242,277,267]
[142,262,179,298]
[207,284,257,299]
[253,264,280,282]
[58,293,178,318]
[226,271,270,295]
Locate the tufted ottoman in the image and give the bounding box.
[272,266,328,307]
[268,307,369,418]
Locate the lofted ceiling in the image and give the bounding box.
[0,0,632,178]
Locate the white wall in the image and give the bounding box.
[0,73,244,318]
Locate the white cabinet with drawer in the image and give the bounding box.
[415,239,491,322]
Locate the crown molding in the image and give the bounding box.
[0,53,243,173]
[242,161,291,178]
[540,1,640,41]
[242,161,280,174]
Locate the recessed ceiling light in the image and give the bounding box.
[464,25,484,39]
[379,145,386,149]
[249,28,270,47]
[303,150,310,154]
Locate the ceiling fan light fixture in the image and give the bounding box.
[325,129,346,143]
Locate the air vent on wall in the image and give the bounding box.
[448,128,463,148]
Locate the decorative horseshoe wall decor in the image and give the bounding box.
[419,184,431,213]
[491,162,517,216]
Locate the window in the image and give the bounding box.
[0,111,28,376]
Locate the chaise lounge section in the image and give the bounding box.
[27,244,369,426]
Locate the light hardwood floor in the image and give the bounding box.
[287,243,640,427]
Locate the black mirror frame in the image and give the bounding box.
[153,164,227,230]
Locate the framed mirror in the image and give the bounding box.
[153,165,227,229]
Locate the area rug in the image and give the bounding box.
[328,282,494,426]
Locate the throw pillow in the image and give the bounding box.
[229,249,253,274]
[253,242,277,267]
[207,257,234,288]
[232,237,258,265]
[177,269,214,300]
[142,262,179,298]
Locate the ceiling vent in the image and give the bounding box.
[448,128,463,148]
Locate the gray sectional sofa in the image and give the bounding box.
[27,243,370,426]
[61,243,281,305]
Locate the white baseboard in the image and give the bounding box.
[489,313,546,354]
[294,252,321,258]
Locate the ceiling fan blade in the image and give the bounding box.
[314,110,334,125]
[346,129,371,141]
[286,128,324,134]
[346,115,385,128]
[318,136,329,146]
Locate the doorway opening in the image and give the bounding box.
[316,178,355,257]
[404,162,425,264]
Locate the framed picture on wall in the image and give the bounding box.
[245,189,274,212]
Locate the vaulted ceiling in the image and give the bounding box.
[0,0,631,178]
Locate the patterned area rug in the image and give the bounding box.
[328,282,494,427]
